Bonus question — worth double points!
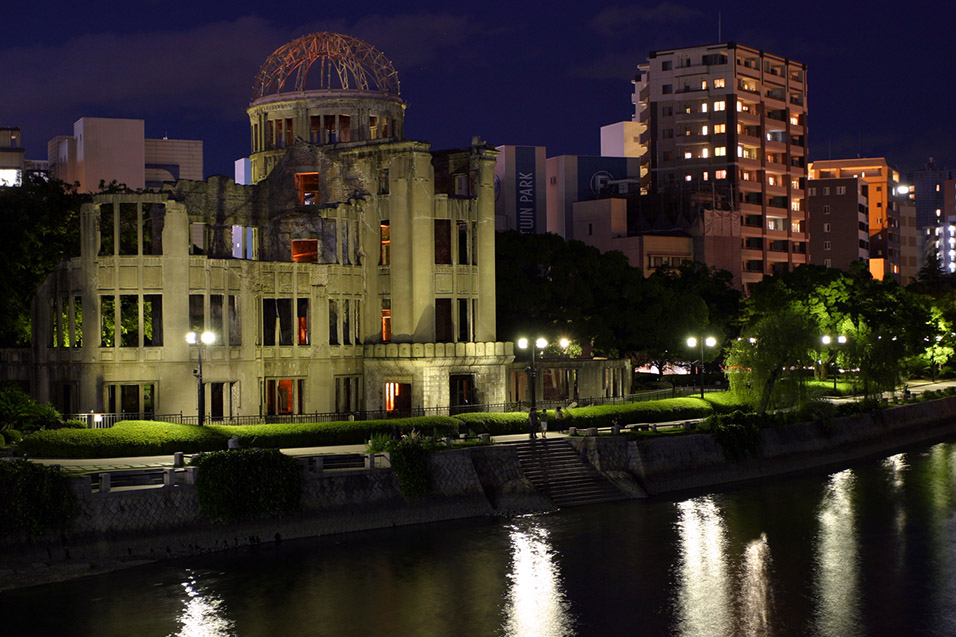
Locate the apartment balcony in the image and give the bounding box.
[738,178,762,193]
[791,231,807,242]
[737,156,762,171]
[791,252,808,265]
[740,201,764,216]
[675,134,709,145]
[741,222,765,237]
[738,132,761,146]
[676,111,709,124]
[765,138,787,154]
[742,247,764,260]
[763,94,787,111]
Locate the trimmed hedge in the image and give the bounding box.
[192,448,301,522]
[208,416,459,449]
[18,417,461,458]
[0,460,78,535]
[451,412,530,435]
[561,397,714,428]
[701,391,752,414]
[18,421,226,458]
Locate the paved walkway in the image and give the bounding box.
[24,378,956,474]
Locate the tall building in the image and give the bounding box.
[635,42,809,291]
[47,117,202,191]
[806,177,869,271]
[808,158,918,283]
[0,127,25,186]
[905,158,956,230]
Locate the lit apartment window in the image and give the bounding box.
[701,102,708,113]
[716,170,727,179]
[790,115,799,125]
[736,100,743,112]
[684,151,693,159]
[701,125,709,135]
[768,176,777,186]
[685,175,692,181]
[824,241,832,250]
[701,148,710,158]
[715,146,727,156]
[824,223,831,232]
[703,171,709,181]
[714,100,726,111]
[714,124,726,134]
[700,80,708,90]
[737,146,743,157]
[791,201,801,212]
[714,78,725,88]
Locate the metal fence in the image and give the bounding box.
[65,385,724,429]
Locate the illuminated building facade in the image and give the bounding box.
[0,127,25,186]
[636,42,809,291]
[24,33,621,420]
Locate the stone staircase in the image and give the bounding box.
[512,438,628,508]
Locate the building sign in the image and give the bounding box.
[515,146,536,233]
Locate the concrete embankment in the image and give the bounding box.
[579,395,956,495]
[0,444,550,590]
[3,397,956,589]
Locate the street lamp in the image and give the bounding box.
[517,337,548,410]
[687,336,717,399]
[821,334,847,391]
[186,330,216,426]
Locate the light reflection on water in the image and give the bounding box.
[812,469,861,637]
[171,570,234,637]
[738,533,773,637]
[674,496,733,636]
[882,453,908,569]
[673,497,774,637]
[500,517,575,637]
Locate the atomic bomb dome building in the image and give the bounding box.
[18,33,547,420]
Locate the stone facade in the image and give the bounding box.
[24,34,512,420]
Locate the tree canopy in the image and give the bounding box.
[0,177,86,346]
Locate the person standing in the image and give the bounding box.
[540,411,548,438]
[528,408,539,439]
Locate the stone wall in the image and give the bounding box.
[582,396,956,495]
[0,446,543,589]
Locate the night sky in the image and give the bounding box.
[6,1,956,179]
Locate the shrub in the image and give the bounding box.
[0,432,5,446]
[209,416,459,449]
[192,448,301,522]
[705,410,763,462]
[702,391,752,414]
[4,429,21,443]
[386,437,431,497]
[19,421,226,458]
[564,397,713,429]
[451,412,529,435]
[0,460,78,535]
[0,384,63,433]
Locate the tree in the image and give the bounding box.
[725,307,817,414]
[0,176,86,346]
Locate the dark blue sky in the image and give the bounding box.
[5,0,955,178]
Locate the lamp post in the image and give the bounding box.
[186,331,216,426]
[821,335,846,391]
[687,336,717,399]
[517,337,548,410]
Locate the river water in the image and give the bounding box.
[6,438,956,636]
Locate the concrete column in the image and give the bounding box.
[475,152,498,341]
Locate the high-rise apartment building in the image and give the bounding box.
[806,177,869,271]
[635,42,808,291]
[0,127,25,186]
[808,158,917,283]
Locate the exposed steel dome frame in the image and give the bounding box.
[253,32,400,100]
